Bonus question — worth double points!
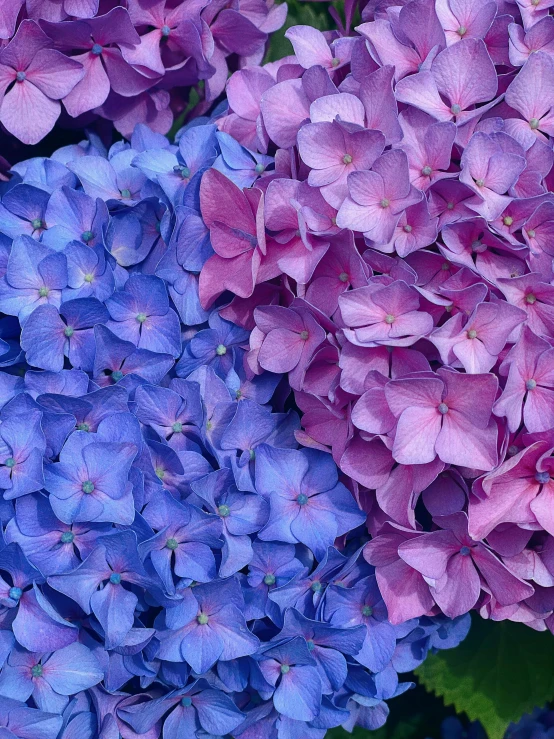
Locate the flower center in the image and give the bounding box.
[16,71,26,82]
[280,664,290,674]
[525,293,537,304]
[503,216,513,227]
[161,24,171,36]
[384,314,395,324]
[421,165,432,176]
[218,504,231,517]
[332,57,340,67]
[111,370,123,382]
[9,586,22,601]
[136,312,147,323]
[297,493,309,505]
[311,580,322,592]
[216,344,227,355]
[4,457,15,468]
[84,273,94,283]
[527,229,536,238]
[300,330,309,340]
[437,402,449,415]
[91,43,103,55]
[81,480,94,494]
[306,639,315,650]
[475,178,485,187]
[254,163,265,173]
[38,286,49,297]
[81,230,94,243]
[529,118,540,129]
[459,546,471,556]
[343,154,353,164]
[362,605,373,616]
[76,423,89,431]
[467,329,477,339]
[64,326,74,338]
[175,165,191,179]
[166,537,179,550]
[172,422,183,433]
[155,467,165,479]
[446,201,455,210]
[526,379,537,390]
[197,612,209,625]
[403,224,413,233]
[120,189,131,199]
[457,26,467,36]
[31,664,43,678]
[181,696,192,707]
[339,272,349,282]
[535,471,551,484]
[109,572,121,584]
[380,198,390,208]
[264,573,276,585]
[471,238,483,255]
[60,531,74,544]
[450,103,461,115]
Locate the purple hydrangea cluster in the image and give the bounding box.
[0,0,286,146]
[186,0,554,631]
[0,125,470,737]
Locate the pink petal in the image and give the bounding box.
[376,559,435,624]
[258,328,304,373]
[398,529,460,579]
[392,405,442,465]
[0,80,60,144]
[431,552,481,617]
[472,545,534,605]
[62,52,110,118]
[285,25,333,69]
[26,49,84,99]
[436,411,498,470]
[432,38,497,110]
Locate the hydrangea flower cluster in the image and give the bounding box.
[0,125,470,737]
[187,0,554,631]
[0,0,286,147]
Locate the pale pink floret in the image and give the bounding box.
[504,52,554,149]
[384,368,498,470]
[493,326,554,433]
[429,296,526,373]
[508,16,554,66]
[0,20,84,144]
[398,512,534,618]
[468,440,554,539]
[339,279,434,348]
[436,0,497,47]
[336,149,421,243]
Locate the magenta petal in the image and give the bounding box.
[431,552,481,617]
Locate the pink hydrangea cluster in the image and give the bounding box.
[0,0,286,145]
[198,0,554,632]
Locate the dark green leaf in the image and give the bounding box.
[415,615,554,739]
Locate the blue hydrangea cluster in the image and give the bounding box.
[0,123,470,738]
[436,707,554,739]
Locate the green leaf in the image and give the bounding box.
[415,615,554,739]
